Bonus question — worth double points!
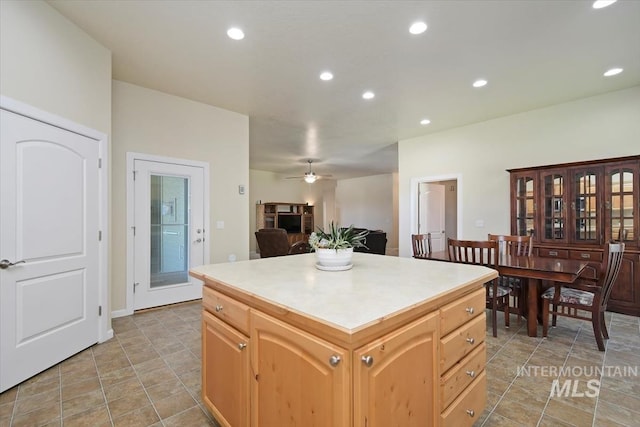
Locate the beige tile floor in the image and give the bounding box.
[0,301,638,427]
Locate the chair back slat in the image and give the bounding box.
[411,233,432,256]
[487,234,533,257]
[601,242,625,307]
[447,238,498,267]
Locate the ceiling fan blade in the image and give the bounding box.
[284,176,304,179]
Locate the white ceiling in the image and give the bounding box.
[48,0,640,180]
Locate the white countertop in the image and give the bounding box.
[191,253,496,331]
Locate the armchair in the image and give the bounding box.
[255,228,310,258]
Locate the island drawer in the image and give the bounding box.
[440,371,486,427]
[203,287,250,334]
[440,288,485,336]
[440,314,486,373]
[440,343,486,410]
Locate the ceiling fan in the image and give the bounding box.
[284,160,332,183]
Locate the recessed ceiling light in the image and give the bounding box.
[593,0,617,9]
[362,91,375,100]
[320,71,333,81]
[473,79,488,88]
[227,27,244,40]
[409,22,427,35]
[420,119,431,125]
[603,67,623,77]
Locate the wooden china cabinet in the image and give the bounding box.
[509,155,640,316]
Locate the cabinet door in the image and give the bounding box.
[354,312,439,427]
[540,169,568,244]
[202,311,250,427]
[605,162,638,248]
[570,166,602,245]
[250,311,350,427]
[510,171,538,238]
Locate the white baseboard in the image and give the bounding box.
[111,308,133,319]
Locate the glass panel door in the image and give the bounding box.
[607,165,636,243]
[513,173,536,237]
[572,168,600,244]
[541,170,566,243]
[150,175,189,288]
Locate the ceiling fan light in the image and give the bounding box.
[304,172,317,183]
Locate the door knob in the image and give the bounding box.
[0,259,25,269]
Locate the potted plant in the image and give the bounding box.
[308,222,369,270]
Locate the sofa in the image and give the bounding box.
[351,228,387,255]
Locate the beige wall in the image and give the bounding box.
[335,174,398,254]
[0,0,111,135]
[398,86,640,257]
[112,81,249,311]
[249,170,336,253]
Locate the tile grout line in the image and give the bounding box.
[119,314,167,426]
[535,321,584,427]
[91,339,116,426]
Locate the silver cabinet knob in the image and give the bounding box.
[238,343,247,350]
[466,337,475,345]
[466,409,475,417]
[329,355,341,367]
[465,307,474,315]
[466,370,476,378]
[0,259,25,269]
[215,305,223,312]
[361,355,374,367]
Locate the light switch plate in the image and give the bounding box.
[216,220,225,229]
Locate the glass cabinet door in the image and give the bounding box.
[540,169,567,243]
[606,163,637,246]
[572,167,601,245]
[511,172,537,237]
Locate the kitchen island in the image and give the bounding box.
[190,252,497,427]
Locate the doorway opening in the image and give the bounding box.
[410,174,462,253]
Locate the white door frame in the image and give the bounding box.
[125,152,210,316]
[0,95,111,343]
[410,173,463,254]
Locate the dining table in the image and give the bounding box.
[415,251,589,337]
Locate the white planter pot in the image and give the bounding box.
[314,248,354,270]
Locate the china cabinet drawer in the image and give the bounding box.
[441,371,486,427]
[203,287,250,334]
[440,314,486,373]
[440,343,486,410]
[538,248,569,258]
[569,250,603,262]
[440,288,485,336]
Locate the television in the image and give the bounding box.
[277,214,302,233]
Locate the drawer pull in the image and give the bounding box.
[465,307,475,315]
[466,409,475,417]
[329,355,341,367]
[238,343,247,350]
[549,251,558,256]
[466,337,475,345]
[581,253,591,259]
[215,305,223,312]
[466,370,476,378]
[361,355,374,367]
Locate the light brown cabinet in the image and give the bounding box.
[509,155,640,316]
[256,202,314,245]
[200,280,488,426]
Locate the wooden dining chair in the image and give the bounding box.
[447,238,510,337]
[488,233,533,322]
[411,233,432,256]
[541,242,625,351]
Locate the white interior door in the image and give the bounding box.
[0,109,100,392]
[133,160,205,310]
[418,183,446,251]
